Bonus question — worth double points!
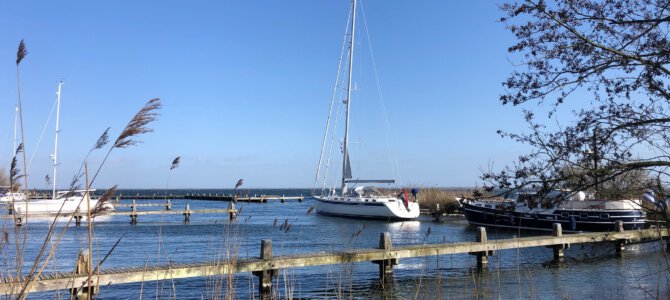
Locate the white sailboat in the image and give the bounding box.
[13,81,114,215]
[313,0,420,220]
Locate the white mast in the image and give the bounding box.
[341,0,357,196]
[52,80,63,200]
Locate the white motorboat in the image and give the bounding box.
[313,0,420,220]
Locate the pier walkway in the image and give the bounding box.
[28,193,305,203]
[1,223,668,297]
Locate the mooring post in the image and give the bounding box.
[7,204,13,215]
[614,220,626,256]
[184,204,191,223]
[15,216,22,226]
[299,195,303,202]
[551,223,566,262]
[228,201,237,220]
[74,215,83,226]
[433,203,441,222]
[253,239,277,299]
[372,232,396,287]
[130,203,138,224]
[71,250,96,300]
[166,199,172,211]
[469,227,492,269]
[281,195,285,203]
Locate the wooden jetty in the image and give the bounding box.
[114,193,304,203]
[20,192,305,203]
[1,223,668,298]
[6,202,238,226]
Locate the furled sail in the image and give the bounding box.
[344,150,352,179]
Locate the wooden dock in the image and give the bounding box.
[26,193,305,203]
[1,223,668,297]
[5,202,238,225]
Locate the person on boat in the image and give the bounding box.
[411,188,418,202]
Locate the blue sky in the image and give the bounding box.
[0,1,545,189]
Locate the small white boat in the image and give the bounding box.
[0,189,26,202]
[313,0,420,220]
[13,190,114,215]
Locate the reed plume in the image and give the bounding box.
[234,178,244,190]
[91,98,162,185]
[170,156,181,170]
[16,40,27,65]
[9,156,23,191]
[91,185,118,215]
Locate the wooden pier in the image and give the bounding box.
[1,223,668,297]
[21,193,305,203]
[6,202,238,226]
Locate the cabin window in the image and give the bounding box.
[372,199,377,202]
[600,213,610,219]
[560,212,569,218]
[485,204,492,208]
[580,213,589,219]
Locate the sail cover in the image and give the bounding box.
[344,150,352,179]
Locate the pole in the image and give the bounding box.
[52,81,63,200]
[341,0,357,195]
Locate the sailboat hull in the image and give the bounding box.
[314,196,420,220]
[13,195,114,215]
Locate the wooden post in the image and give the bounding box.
[253,240,276,299]
[74,215,83,226]
[184,204,191,223]
[130,204,138,224]
[433,203,441,222]
[552,223,565,262]
[228,202,237,220]
[372,232,396,287]
[71,250,96,299]
[469,227,492,269]
[15,216,22,226]
[614,220,626,256]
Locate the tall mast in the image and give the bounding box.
[341,0,357,195]
[52,80,63,200]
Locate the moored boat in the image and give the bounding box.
[459,191,646,232]
[312,0,420,220]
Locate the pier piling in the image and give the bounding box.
[614,220,627,256]
[252,240,276,299]
[372,232,396,286]
[184,204,191,223]
[469,227,493,269]
[130,204,138,224]
[71,251,96,300]
[550,223,568,262]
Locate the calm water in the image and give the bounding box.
[2,189,669,299]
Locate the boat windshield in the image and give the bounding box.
[354,186,383,197]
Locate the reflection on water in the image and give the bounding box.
[2,189,669,299]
